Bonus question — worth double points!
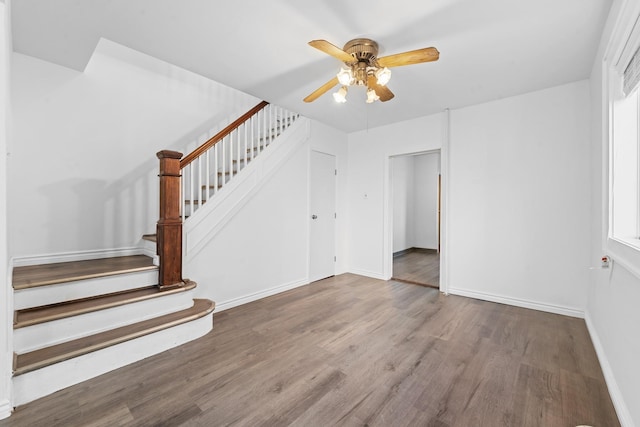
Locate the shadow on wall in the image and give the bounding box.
[11,41,262,257]
[34,111,252,254]
[99,111,245,247]
[38,179,107,253]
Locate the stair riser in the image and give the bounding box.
[139,239,159,265]
[14,270,158,310]
[13,314,213,407]
[14,291,194,353]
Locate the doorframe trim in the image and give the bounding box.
[382,111,450,294]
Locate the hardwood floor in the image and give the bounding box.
[392,248,439,288]
[1,274,619,426]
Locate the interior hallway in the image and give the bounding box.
[392,248,440,288]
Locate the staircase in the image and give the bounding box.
[9,101,301,408]
[179,101,299,220]
[11,255,214,406]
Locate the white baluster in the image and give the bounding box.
[229,131,234,181]
[221,135,226,188]
[243,121,248,171]
[205,150,210,202]
[269,105,273,146]
[214,143,218,195]
[252,115,260,164]
[262,107,267,154]
[181,164,186,221]
[197,156,202,212]
[189,163,194,217]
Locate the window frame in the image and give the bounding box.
[604,2,640,278]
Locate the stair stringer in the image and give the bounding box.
[182,117,310,259]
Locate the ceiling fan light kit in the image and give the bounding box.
[333,86,348,103]
[366,88,380,104]
[304,38,439,104]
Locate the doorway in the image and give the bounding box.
[390,151,440,288]
[309,151,336,282]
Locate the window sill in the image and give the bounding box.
[607,237,640,280]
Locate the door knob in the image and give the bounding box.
[311,215,318,219]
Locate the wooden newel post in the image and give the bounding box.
[156,150,185,289]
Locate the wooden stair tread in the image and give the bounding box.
[14,298,215,376]
[14,281,197,329]
[232,158,252,164]
[12,255,157,290]
[142,234,157,243]
[247,144,269,153]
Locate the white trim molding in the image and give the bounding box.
[585,313,634,427]
[448,287,585,318]
[0,399,11,421]
[347,268,387,281]
[214,278,308,313]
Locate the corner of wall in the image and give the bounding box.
[584,312,634,427]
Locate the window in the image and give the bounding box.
[606,10,640,276]
[610,57,639,243]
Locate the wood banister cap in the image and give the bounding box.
[157,150,183,160]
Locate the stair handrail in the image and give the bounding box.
[180,101,269,169]
[156,101,299,289]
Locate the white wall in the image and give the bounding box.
[186,140,309,309]
[9,39,259,259]
[184,119,348,311]
[586,0,640,425]
[347,114,445,279]
[0,0,12,419]
[413,153,440,249]
[447,80,591,316]
[391,156,415,252]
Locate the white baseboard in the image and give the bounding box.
[447,287,585,318]
[585,313,634,427]
[214,279,308,313]
[0,399,11,420]
[348,269,388,281]
[11,247,144,268]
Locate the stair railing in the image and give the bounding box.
[155,101,299,288]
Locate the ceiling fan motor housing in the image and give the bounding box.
[344,38,379,63]
[344,38,380,85]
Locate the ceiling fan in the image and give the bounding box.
[303,38,439,104]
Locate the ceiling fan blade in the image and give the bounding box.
[367,75,395,102]
[377,47,439,68]
[308,40,354,63]
[304,76,339,102]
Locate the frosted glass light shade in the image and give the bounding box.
[366,88,380,103]
[337,68,354,86]
[333,86,348,103]
[375,67,391,86]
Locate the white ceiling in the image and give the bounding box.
[12,0,612,132]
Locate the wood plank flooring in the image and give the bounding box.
[392,248,439,288]
[0,274,619,426]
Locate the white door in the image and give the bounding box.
[309,151,336,282]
